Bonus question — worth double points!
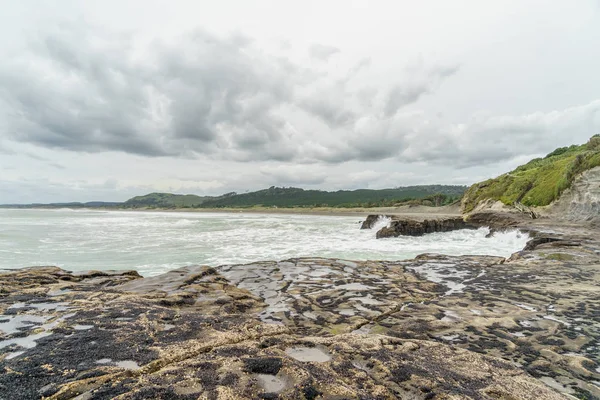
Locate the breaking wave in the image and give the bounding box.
[0,209,530,276]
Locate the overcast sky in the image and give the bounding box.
[1,1,599,203]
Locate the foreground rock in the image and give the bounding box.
[2,217,600,399]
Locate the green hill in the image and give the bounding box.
[197,185,466,208]
[121,186,466,209]
[122,193,217,208]
[462,135,600,212]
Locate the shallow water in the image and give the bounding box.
[285,346,331,362]
[0,209,529,276]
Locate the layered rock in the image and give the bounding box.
[550,165,600,223]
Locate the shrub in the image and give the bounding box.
[588,135,600,150]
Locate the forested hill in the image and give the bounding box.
[121,185,466,209]
[1,185,467,209]
[121,185,467,208]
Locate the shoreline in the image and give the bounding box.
[1,216,598,398]
[1,204,462,219]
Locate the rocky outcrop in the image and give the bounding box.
[377,217,474,238]
[361,215,475,238]
[550,165,600,222]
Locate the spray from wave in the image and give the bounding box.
[370,216,392,232]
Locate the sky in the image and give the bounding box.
[1,1,600,203]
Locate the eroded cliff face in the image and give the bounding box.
[2,219,600,399]
[550,166,600,223]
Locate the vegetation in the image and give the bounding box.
[195,185,465,209]
[0,186,466,210]
[0,202,121,209]
[117,186,465,209]
[462,135,600,212]
[121,193,216,208]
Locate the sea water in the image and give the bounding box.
[0,209,529,276]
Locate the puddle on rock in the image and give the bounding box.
[543,315,571,326]
[47,288,73,297]
[350,296,383,305]
[285,346,331,362]
[9,302,70,312]
[115,360,140,370]
[0,315,49,335]
[0,331,52,350]
[516,303,537,312]
[439,334,459,341]
[94,358,140,370]
[337,283,373,291]
[441,310,461,323]
[256,374,287,393]
[73,325,94,330]
[406,263,469,296]
[352,324,373,334]
[5,351,25,360]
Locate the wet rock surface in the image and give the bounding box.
[1,218,600,399]
[361,215,476,238]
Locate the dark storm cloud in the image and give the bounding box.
[308,43,340,60]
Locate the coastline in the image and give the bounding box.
[1,215,598,398]
[2,203,462,220]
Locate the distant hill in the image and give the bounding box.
[1,186,467,210]
[195,185,466,208]
[121,193,218,208]
[462,135,600,212]
[0,201,122,209]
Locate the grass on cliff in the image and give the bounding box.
[462,135,600,212]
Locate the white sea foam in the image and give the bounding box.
[370,216,392,231]
[0,209,529,276]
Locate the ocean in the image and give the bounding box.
[0,209,529,276]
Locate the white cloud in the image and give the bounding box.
[0,1,599,203]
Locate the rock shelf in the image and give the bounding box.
[1,217,599,399]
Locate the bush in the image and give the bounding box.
[588,135,600,150]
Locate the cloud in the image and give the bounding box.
[384,65,459,117]
[400,99,600,167]
[308,43,340,61]
[259,165,327,186]
[0,23,460,166]
[9,23,596,172]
